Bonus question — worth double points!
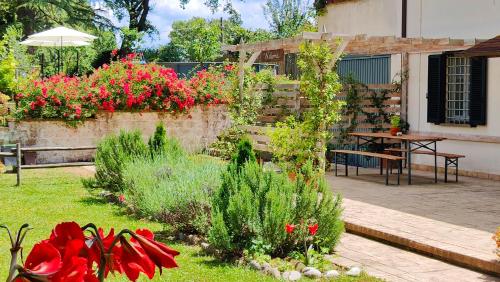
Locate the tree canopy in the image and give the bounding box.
[263,0,316,38]
[0,0,112,37]
[154,17,272,63]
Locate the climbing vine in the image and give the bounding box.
[334,75,404,147]
[269,41,344,171]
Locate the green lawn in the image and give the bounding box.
[0,168,380,281]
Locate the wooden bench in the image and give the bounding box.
[385,148,465,182]
[332,150,405,185]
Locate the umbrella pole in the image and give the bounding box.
[40,53,44,78]
[77,50,79,75]
[60,36,63,74]
[58,48,60,73]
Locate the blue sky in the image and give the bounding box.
[95,0,270,47]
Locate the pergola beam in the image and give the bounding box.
[223,34,483,56]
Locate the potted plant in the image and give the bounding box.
[390,115,401,136]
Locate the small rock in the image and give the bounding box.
[261,262,271,271]
[301,266,314,273]
[283,270,302,281]
[177,232,186,241]
[270,268,281,279]
[200,242,210,250]
[303,267,322,279]
[324,270,340,279]
[249,260,261,270]
[187,234,199,245]
[295,262,306,272]
[346,266,361,277]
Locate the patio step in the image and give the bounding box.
[342,198,500,277]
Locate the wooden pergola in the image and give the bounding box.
[222,32,354,101]
[222,32,482,118]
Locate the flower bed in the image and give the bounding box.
[14,54,232,124]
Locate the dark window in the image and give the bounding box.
[427,54,487,126]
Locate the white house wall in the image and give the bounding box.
[317,0,402,36]
[407,54,500,175]
[407,0,500,39]
[319,0,500,39]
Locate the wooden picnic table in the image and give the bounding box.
[348,132,447,184]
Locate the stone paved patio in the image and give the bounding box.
[332,234,500,282]
[327,167,500,232]
[327,167,500,279]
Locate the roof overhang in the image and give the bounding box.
[459,35,500,57]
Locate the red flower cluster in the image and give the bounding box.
[285,223,318,236]
[15,75,86,121]
[14,222,179,282]
[15,55,232,123]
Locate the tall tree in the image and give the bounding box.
[166,17,272,62]
[263,0,315,38]
[102,0,155,55]
[0,0,112,37]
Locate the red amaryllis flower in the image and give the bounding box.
[308,223,319,236]
[47,222,86,257]
[19,242,63,277]
[51,256,89,282]
[119,236,155,281]
[86,227,123,277]
[285,224,295,234]
[130,229,179,273]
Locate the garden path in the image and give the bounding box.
[327,168,500,232]
[327,168,500,280]
[332,233,499,282]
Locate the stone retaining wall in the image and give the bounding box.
[2,105,230,164]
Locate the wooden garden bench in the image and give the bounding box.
[385,148,465,182]
[332,149,405,185]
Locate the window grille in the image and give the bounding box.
[446,57,470,123]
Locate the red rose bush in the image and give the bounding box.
[14,54,233,123]
[2,222,179,282]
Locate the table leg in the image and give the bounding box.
[385,159,389,185]
[434,141,438,183]
[379,138,384,175]
[356,136,360,176]
[334,152,338,176]
[407,141,412,185]
[345,154,348,176]
[444,157,448,183]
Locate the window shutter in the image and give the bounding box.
[469,57,487,126]
[427,54,446,124]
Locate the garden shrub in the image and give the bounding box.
[231,137,257,169]
[122,150,223,235]
[209,145,343,257]
[207,126,246,160]
[0,93,10,126]
[268,116,318,171]
[92,130,148,192]
[147,123,185,159]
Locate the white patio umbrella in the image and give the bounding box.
[20,27,97,74]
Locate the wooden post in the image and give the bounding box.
[237,39,246,107]
[401,52,409,123]
[16,142,21,186]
